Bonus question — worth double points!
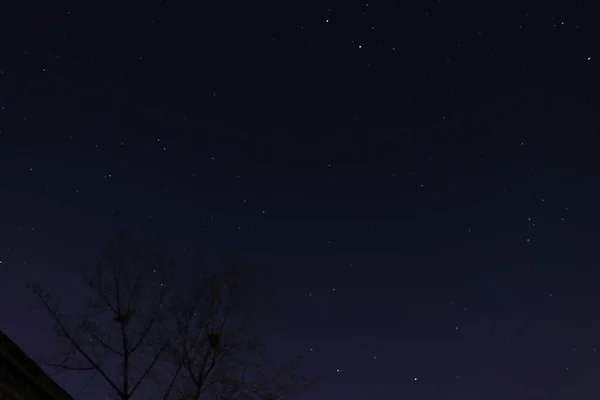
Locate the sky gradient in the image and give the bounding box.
[2,1,600,399]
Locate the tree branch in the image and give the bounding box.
[128,342,169,398]
[30,284,123,395]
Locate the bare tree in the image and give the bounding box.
[29,231,179,400]
[31,231,322,400]
[164,251,321,400]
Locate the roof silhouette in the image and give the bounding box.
[0,330,74,400]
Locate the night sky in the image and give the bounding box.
[2,1,600,399]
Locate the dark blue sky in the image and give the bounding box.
[2,1,600,399]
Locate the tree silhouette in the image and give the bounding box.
[30,231,321,400]
[163,251,320,400]
[29,231,178,400]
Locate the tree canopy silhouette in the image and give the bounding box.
[29,231,321,400]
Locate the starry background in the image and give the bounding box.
[2,0,600,399]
